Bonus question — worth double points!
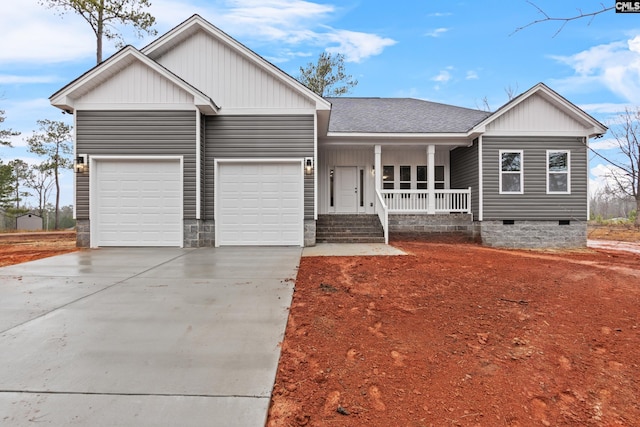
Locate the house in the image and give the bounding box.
[50,15,607,249]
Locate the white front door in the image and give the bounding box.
[336,166,358,213]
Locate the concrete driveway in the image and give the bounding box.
[0,247,301,426]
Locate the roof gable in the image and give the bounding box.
[475,83,607,137]
[142,15,331,112]
[50,46,218,114]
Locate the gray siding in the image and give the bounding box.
[451,140,479,220]
[75,110,197,219]
[204,115,315,220]
[482,136,588,220]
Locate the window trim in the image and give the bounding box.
[499,150,524,195]
[382,165,395,190]
[546,150,571,194]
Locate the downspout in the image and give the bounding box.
[478,135,483,222]
[584,136,589,221]
[314,113,318,220]
[196,111,201,220]
[72,111,77,220]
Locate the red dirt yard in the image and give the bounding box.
[0,232,77,267]
[268,240,640,426]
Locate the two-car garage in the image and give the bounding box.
[91,158,304,247]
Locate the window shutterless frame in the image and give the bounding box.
[546,150,571,194]
[499,150,524,194]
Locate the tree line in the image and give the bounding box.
[0,113,72,230]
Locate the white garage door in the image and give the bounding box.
[217,162,303,246]
[94,159,182,246]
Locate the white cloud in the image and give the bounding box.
[590,137,620,150]
[590,162,628,196]
[154,0,396,63]
[466,70,479,80]
[0,75,60,84]
[432,67,453,83]
[325,29,397,63]
[1,0,397,65]
[428,12,452,17]
[552,35,640,103]
[579,103,633,115]
[425,28,449,38]
[0,0,94,63]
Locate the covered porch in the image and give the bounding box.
[317,143,475,243]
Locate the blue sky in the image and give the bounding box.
[1,0,638,207]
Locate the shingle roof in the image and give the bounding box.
[326,97,491,133]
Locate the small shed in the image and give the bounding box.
[17,213,43,231]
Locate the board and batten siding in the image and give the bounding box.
[485,93,587,134]
[153,31,316,110]
[482,136,588,220]
[450,141,479,220]
[75,60,195,106]
[75,110,197,219]
[204,115,315,220]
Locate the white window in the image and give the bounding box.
[416,165,445,189]
[547,150,570,194]
[383,165,395,189]
[399,165,411,189]
[499,150,523,194]
[416,166,427,190]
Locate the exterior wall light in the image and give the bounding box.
[305,157,314,175]
[74,154,88,174]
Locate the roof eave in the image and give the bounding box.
[471,82,608,135]
[50,46,219,114]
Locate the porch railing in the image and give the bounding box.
[374,189,389,244]
[380,188,471,214]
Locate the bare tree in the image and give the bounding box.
[40,0,157,63]
[297,52,358,97]
[26,120,73,229]
[475,84,520,112]
[590,185,636,220]
[600,108,640,226]
[25,163,55,218]
[505,83,519,101]
[513,1,613,36]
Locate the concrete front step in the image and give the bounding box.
[316,236,386,243]
[316,214,385,243]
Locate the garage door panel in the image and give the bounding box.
[94,159,182,247]
[217,162,303,246]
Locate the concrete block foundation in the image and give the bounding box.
[388,213,476,241]
[480,220,587,249]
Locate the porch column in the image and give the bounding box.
[427,145,436,214]
[374,145,382,192]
